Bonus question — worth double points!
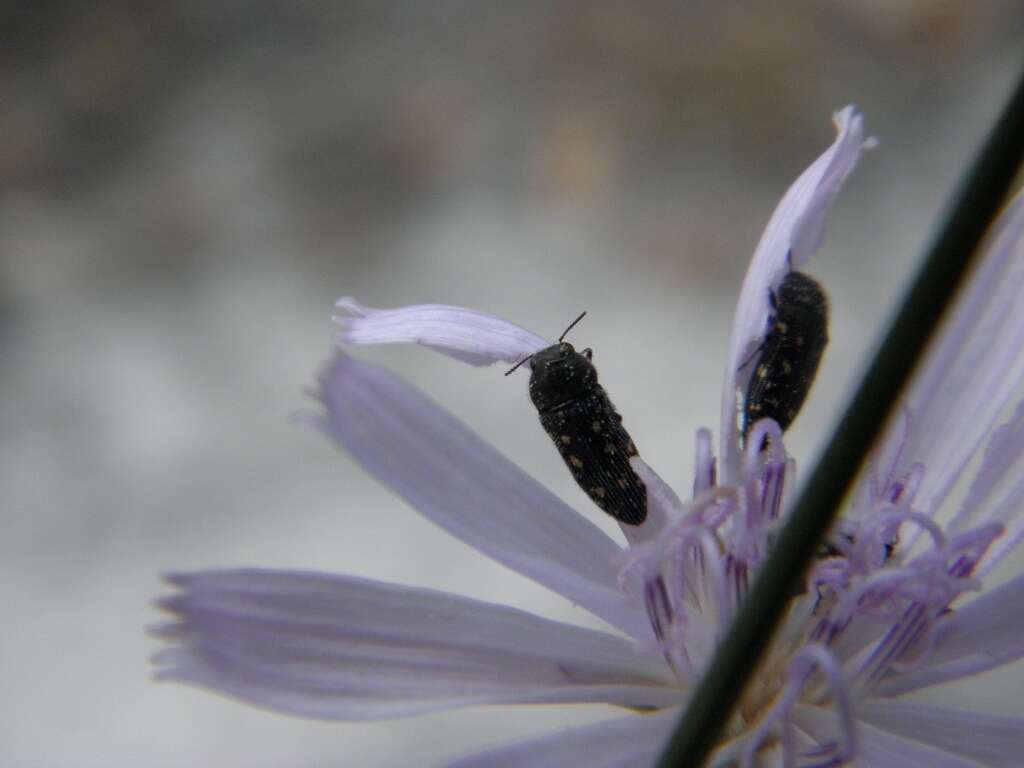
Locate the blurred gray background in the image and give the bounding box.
[3,3,1023,766]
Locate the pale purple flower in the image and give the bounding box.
[153,106,1024,766]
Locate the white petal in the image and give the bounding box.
[858,700,1024,767]
[875,570,1024,696]
[334,298,549,366]
[720,107,872,479]
[310,353,651,638]
[446,708,680,768]
[944,397,1024,574]
[154,570,679,721]
[896,193,1024,517]
[793,704,984,768]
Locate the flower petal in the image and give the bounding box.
[858,701,1024,768]
[445,708,680,768]
[309,352,651,638]
[875,570,1024,696]
[794,704,985,768]
[153,570,679,721]
[720,106,872,479]
[946,397,1024,574]
[897,192,1024,517]
[334,298,549,366]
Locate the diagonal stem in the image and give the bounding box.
[657,65,1024,768]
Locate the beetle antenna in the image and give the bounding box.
[506,311,587,376]
[558,311,587,342]
[504,355,532,376]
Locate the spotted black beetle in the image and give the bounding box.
[742,270,829,441]
[507,313,646,525]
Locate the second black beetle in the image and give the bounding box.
[509,314,647,526]
[742,270,829,440]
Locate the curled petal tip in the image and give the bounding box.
[334,296,366,313]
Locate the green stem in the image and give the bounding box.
[656,67,1024,768]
